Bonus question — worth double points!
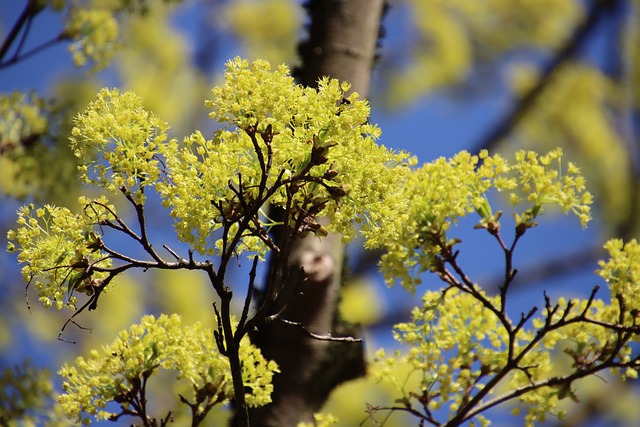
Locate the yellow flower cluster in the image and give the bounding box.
[374,281,637,426]
[9,56,409,302]
[70,88,171,203]
[6,197,115,310]
[65,7,119,70]
[365,148,592,291]
[0,92,48,150]
[373,289,506,426]
[58,314,278,424]
[61,0,183,70]
[597,239,640,324]
[509,149,592,228]
[157,57,408,255]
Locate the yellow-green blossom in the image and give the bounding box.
[297,412,339,427]
[510,149,592,228]
[157,57,409,256]
[64,7,120,70]
[366,149,592,291]
[372,285,631,426]
[58,314,278,425]
[6,196,115,310]
[597,239,640,322]
[62,0,184,70]
[70,88,171,203]
[0,92,48,150]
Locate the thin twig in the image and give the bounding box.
[252,266,307,330]
[121,187,164,263]
[162,244,184,262]
[239,256,259,331]
[0,35,65,69]
[0,2,38,63]
[277,318,363,342]
[212,302,227,356]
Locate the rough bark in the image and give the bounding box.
[247,1,387,426]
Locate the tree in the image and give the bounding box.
[2,1,640,426]
[247,2,386,425]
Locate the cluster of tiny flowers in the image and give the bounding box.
[64,7,120,70]
[510,290,636,425]
[61,0,182,70]
[373,288,505,426]
[157,57,409,255]
[0,92,48,149]
[366,149,592,291]
[373,285,634,426]
[8,56,411,305]
[366,151,495,289]
[370,236,640,425]
[509,149,592,228]
[597,239,640,315]
[6,196,114,310]
[596,237,640,379]
[297,413,339,427]
[0,360,55,426]
[58,314,279,424]
[70,88,171,203]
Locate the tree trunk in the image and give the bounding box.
[247,1,387,426]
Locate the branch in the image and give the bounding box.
[0,1,41,63]
[121,187,164,263]
[238,256,259,331]
[277,318,363,343]
[55,244,215,342]
[482,244,604,294]
[138,373,152,427]
[482,225,521,314]
[0,6,65,70]
[162,244,184,262]
[455,358,622,425]
[86,200,142,241]
[436,237,511,334]
[445,285,631,426]
[364,404,437,426]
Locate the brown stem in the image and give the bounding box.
[0,1,38,63]
[222,290,250,427]
[0,2,66,70]
[238,256,260,331]
[276,318,363,342]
